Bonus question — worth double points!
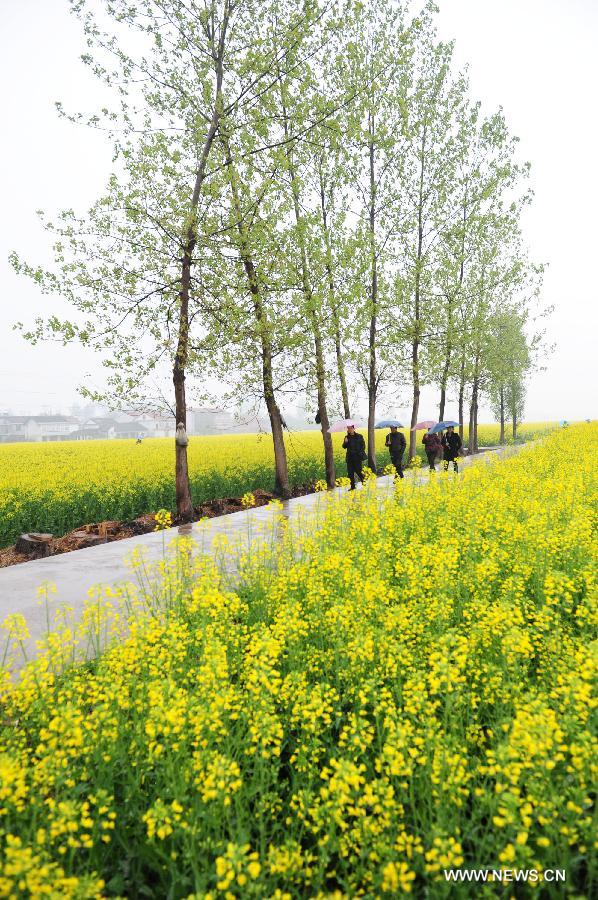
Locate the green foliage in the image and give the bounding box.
[10,0,549,494]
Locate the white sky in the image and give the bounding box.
[0,0,596,421]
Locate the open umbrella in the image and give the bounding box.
[412,420,437,431]
[375,419,404,429]
[429,420,460,434]
[328,418,362,433]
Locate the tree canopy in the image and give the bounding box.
[11,0,547,505]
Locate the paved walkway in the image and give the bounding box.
[0,446,516,664]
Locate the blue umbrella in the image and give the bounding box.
[375,419,404,429]
[429,420,460,434]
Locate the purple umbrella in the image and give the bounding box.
[411,420,437,431]
[328,419,362,433]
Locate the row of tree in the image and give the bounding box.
[13,0,547,516]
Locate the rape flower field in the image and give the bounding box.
[0,423,595,897]
[0,421,557,547]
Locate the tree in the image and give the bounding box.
[389,22,468,459]
[272,27,337,487]
[10,0,548,501]
[505,375,527,441]
[316,150,356,420]
[11,0,337,508]
[338,0,412,471]
[208,0,358,495]
[433,104,523,423]
[458,213,541,454]
[487,311,530,443]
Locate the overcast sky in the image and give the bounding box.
[0,0,596,422]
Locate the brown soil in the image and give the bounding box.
[0,484,316,570]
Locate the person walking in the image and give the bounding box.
[343,424,367,490]
[441,425,462,473]
[385,426,406,480]
[422,429,442,472]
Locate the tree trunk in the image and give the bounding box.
[438,198,467,428]
[458,356,465,444]
[367,116,378,472]
[408,274,422,459]
[314,324,336,488]
[15,533,53,557]
[281,118,335,489]
[257,303,289,499]
[267,395,290,497]
[499,386,505,444]
[367,313,377,472]
[409,127,426,460]
[439,379,447,423]
[472,349,481,454]
[246,275,290,499]
[441,198,466,423]
[319,162,351,419]
[172,18,229,519]
[221,134,290,498]
[173,246,194,521]
[439,304,454,421]
[468,376,479,454]
[468,392,475,455]
[334,322,351,420]
[512,410,517,442]
[439,301,456,422]
[409,342,420,459]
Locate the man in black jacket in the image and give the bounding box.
[441,426,462,472]
[342,425,366,490]
[385,426,406,480]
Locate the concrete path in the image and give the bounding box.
[0,446,516,665]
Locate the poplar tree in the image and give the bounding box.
[339,0,412,470]
[433,104,522,422]
[487,311,531,443]
[11,0,336,509]
[316,150,356,420]
[390,24,467,458]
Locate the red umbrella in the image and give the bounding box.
[411,420,437,431]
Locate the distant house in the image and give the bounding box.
[0,415,28,443]
[188,407,232,434]
[0,415,81,443]
[115,410,175,438]
[87,416,119,432]
[113,421,149,440]
[71,417,120,440]
[110,407,233,437]
[26,416,81,442]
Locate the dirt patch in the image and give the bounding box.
[0,547,32,568]
[0,484,315,570]
[192,487,275,519]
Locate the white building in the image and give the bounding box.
[187,407,233,434]
[114,410,175,438]
[114,407,234,436]
[0,415,80,443]
[70,417,120,440]
[0,416,28,443]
